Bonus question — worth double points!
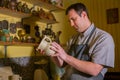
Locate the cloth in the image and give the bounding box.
[34,69,48,80]
[62,23,115,80]
[50,59,65,79]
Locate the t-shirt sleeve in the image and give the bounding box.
[91,33,115,68]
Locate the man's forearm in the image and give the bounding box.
[63,55,103,76]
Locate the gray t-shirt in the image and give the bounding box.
[63,24,115,80]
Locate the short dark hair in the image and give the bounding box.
[65,3,89,17]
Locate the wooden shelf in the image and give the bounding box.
[22,0,65,11]
[23,16,59,24]
[0,41,38,46]
[0,7,31,18]
[0,7,57,24]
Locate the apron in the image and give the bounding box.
[61,44,104,80]
[61,27,103,80]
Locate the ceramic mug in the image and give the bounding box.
[37,35,55,55]
[45,45,55,56]
[9,75,22,80]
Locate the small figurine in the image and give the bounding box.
[2,0,9,8]
[21,3,30,13]
[2,20,9,30]
[56,0,63,7]
[34,25,40,38]
[8,0,17,11]
[38,8,46,19]
[17,29,26,42]
[13,35,19,42]
[50,0,57,5]
[16,1,22,12]
[55,31,62,44]
[16,22,23,28]
[50,0,63,7]
[2,29,10,42]
[10,23,16,34]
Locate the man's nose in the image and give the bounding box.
[70,20,74,27]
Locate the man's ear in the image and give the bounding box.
[81,11,87,17]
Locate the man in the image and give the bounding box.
[41,3,115,80]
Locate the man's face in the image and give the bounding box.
[67,9,85,32]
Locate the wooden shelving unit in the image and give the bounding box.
[22,0,65,11]
[0,0,64,46]
[23,16,58,24]
[0,7,37,46]
[0,41,38,46]
[0,7,31,18]
[21,0,64,24]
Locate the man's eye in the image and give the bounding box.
[71,18,77,21]
[71,18,75,21]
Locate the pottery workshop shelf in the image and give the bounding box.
[0,41,38,65]
[22,0,65,11]
[23,16,59,24]
[0,41,38,46]
[0,7,31,18]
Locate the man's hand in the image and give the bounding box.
[50,42,67,60]
[36,48,45,55]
